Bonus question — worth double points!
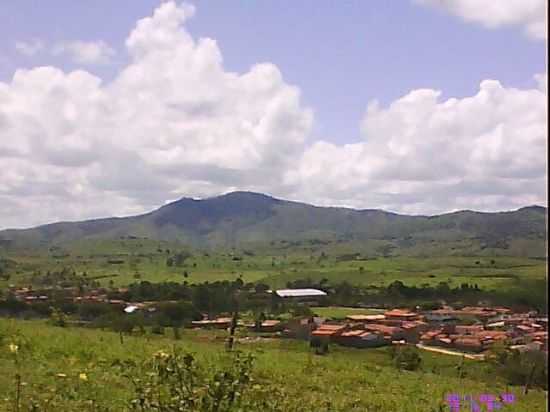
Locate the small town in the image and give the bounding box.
[5,284,548,358]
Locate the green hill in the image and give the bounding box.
[0,192,546,257]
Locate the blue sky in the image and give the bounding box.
[0,1,547,228]
[1,1,545,144]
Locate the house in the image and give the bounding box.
[477,330,508,342]
[384,309,420,321]
[486,321,506,329]
[310,323,348,346]
[458,307,497,320]
[424,309,457,322]
[191,317,233,329]
[401,320,429,343]
[247,320,283,333]
[420,330,442,344]
[433,335,453,347]
[454,337,484,353]
[345,314,386,323]
[454,325,484,335]
[363,323,404,340]
[336,330,387,348]
[311,324,347,339]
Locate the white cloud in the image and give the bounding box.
[288,74,547,215]
[0,1,312,228]
[0,1,546,229]
[52,40,116,64]
[15,39,44,56]
[416,0,547,40]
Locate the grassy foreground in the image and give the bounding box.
[0,319,547,411]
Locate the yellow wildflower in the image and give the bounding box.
[79,373,88,381]
[154,350,169,359]
[8,343,18,354]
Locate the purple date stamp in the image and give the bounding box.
[446,393,515,411]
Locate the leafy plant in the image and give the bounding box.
[127,349,259,411]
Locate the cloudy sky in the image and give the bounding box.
[0,1,547,229]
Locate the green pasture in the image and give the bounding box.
[0,319,547,411]
[1,239,546,291]
[310,306,385,319]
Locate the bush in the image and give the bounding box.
[127,350,260,411]
[489,347,548,390]
[389,346,422,371]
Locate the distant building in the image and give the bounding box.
[384,309,420,321]
[275,288,327,298]
[336,330,387,348]
[346,314,386,323]
[273,288,327,305]
[191,317,233,329]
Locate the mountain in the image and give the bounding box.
[0,192,546,257]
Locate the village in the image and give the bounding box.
[5,284,548,359]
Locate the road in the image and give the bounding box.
[416,344,486,360]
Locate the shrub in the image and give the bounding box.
[389,346,422,371]
[127,349,259,411]
[489,346,548,390]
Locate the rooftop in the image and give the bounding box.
[275,288,327,298]
[384,309,418,318]
[346,314,386,321]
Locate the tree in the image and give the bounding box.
[254,283,270,294]
[435,281,451,297]
[489,346,547,391]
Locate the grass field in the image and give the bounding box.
[310,306,385,319]
[0,319,547,411]
[1,238,546,291]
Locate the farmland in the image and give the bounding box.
[1,237,545,291]
[0,237,547,412]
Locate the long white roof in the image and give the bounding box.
[275,288,327,297]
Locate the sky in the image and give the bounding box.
[0,0,547,228]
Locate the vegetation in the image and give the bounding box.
[0,319,547,411]
[0,193,546,410]
[388,346,423,371]
[0,192,545,256]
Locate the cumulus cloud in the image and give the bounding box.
[51,40,116,64]
[0,1,546,229]
[0,1,312,228]
[15,39,45,56]
[416,0,547,40]
[288,74,547,215]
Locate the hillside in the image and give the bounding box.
[0,192,546,256]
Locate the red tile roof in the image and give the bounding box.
[340,330,366,337]
[364,324,403,335]
[454,337,482,347]
[312,329,339,336]
[311,324,347,337]
[384,309,418,318]
[346,314,386,322]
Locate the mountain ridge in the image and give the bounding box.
[0,191,546,256]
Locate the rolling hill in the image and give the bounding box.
[0,191,546,256]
